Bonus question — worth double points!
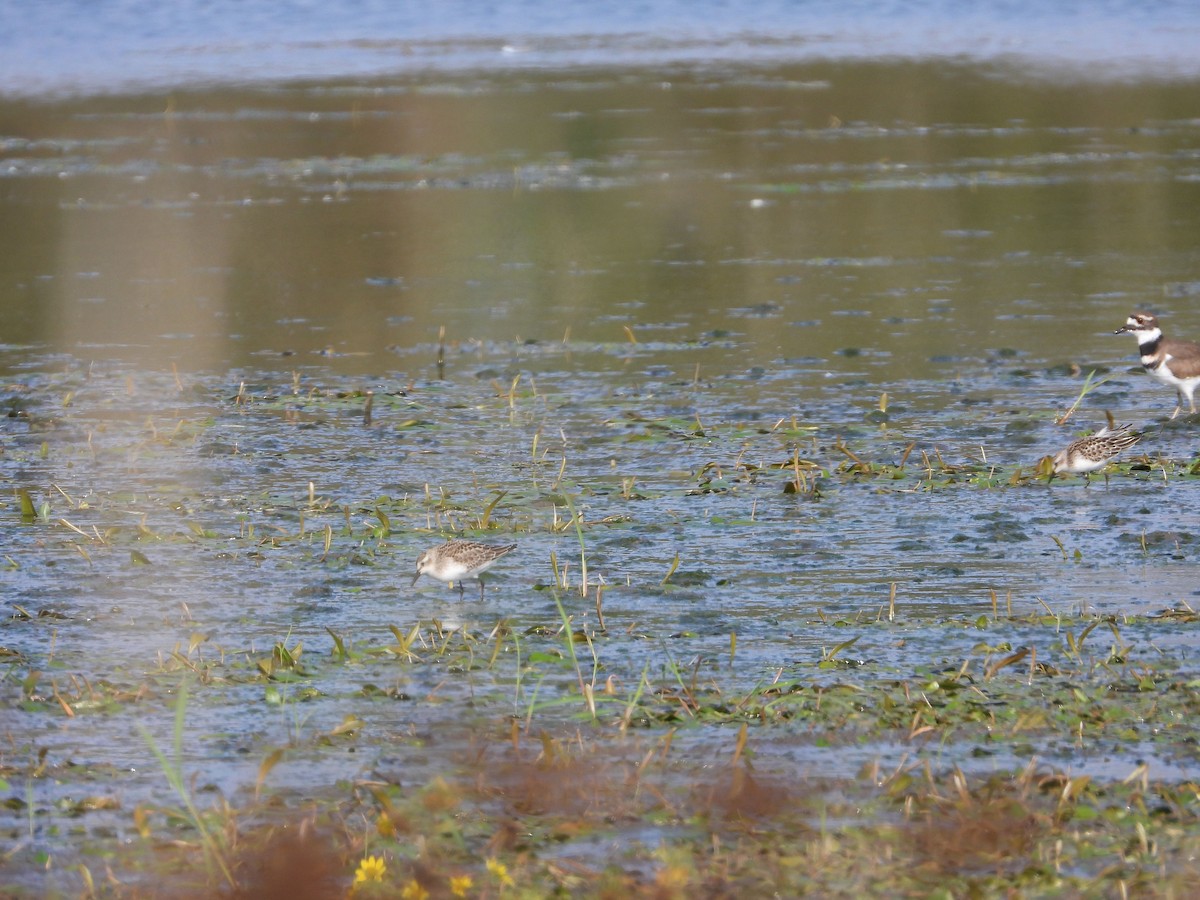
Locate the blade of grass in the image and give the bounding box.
[136,680,235,888]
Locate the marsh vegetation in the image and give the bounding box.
[3,57,1200,897]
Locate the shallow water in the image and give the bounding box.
[5,0,1200,95]
[3,50,1200,892]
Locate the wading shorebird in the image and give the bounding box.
[411,539,516,600]
[1115,311,1200,419]
[1050,423,1141,485]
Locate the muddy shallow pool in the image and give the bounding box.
[3,53,1200,894]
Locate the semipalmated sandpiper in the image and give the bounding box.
[411,539,516,599]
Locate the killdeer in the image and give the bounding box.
[1050,423,1141,484]
[412,539,516,600]
[1115,311,1200,418]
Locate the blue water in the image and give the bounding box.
[3,0,1199,97]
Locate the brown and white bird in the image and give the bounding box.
[1115,311,1200,419]
[411,539,516,600]
[1050,423,1141,484]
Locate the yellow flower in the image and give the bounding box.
[450,874,474,897]
[353,855,387,887]
[400,881,429,900]
[486,857,515,888]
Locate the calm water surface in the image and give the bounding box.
[3,9,1200,892]
[4,0,1200,94]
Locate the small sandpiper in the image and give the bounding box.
[411,539,516,599]
[1115,311,1200,419]
[1051,423,1141,484]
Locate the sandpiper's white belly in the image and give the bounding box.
[429,556,502,582]
[430,559,473,582]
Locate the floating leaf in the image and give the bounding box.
[329,714,364,736]
[823,635,860,663]
[985,647,1030,679]
[327,626,348,662]
[660,553,680,586]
